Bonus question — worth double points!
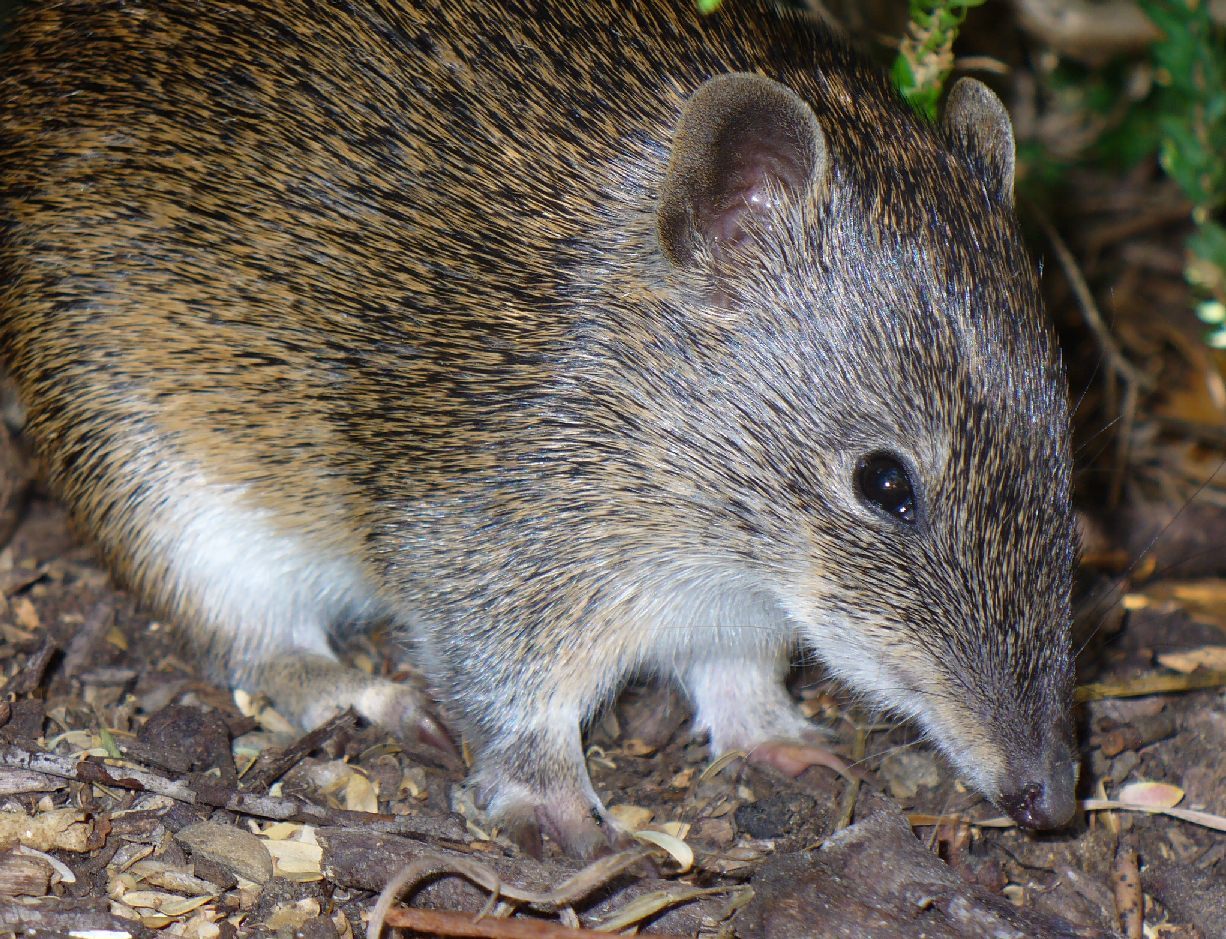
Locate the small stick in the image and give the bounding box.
[834,717,868,831]
[1032,208,1152,392]
[1075,670,1226,702]
[2,635,58,696]
[242,708,359,789]
[61,601,117,679]
[368,850,652,939]
[1112,844,1142,939]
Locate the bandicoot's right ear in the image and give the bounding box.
[942,77,1016,206]
[657,72,829,271]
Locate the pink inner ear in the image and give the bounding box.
[704,140,806,250]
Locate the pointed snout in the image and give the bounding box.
[996,737,1078,829]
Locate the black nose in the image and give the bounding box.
[998,754,1077,829]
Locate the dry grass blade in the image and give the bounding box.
[1075,670,1226,701]
[591,884,752,933]
[1081,799,1226,832]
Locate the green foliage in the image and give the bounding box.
[1137,0,1226,340]
[1050,59,1164,170]
[891,0,988,120]
[696,0,724,13]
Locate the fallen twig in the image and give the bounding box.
[382,905,690,938]
[834,719,868,833]
[2,635,58,697]
[911,796,1226,833]
[242,708,360,790]
[1113,844,1142,939]
[367,850,650,938]
[0,900,155,938]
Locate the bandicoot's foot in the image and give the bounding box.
[255,654,461,765]
[482,779,627,859]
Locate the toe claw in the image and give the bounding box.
[507,818,545,859]
[415,713,463,768]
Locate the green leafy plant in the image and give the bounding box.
[892,0,988,120]
[1137,0,1226,344]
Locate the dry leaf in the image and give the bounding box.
[399,766,427,800]
[11,596,39,631]
[263,839,323,881]
[231,690,296,735]
[160,895,213,917]
[621,738,658,757]
[1081,798,1226,831]
[127,858,220,896]
[257,821,303,841]
[342,772,379,814]
[1138,580,1226,631]
[669,768,695,788]
[117,892,198,916]
[608,805,654,830]
[657,820,691,840]
[258,823,322,881]
[634,829,694,872]
[1157,646,1226,673]
[176,910,223,939]
[264,898,321,930]
[1115,781,1185,809]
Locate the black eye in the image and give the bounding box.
[855,453,917,525]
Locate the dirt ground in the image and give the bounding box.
[3,2,1226,939]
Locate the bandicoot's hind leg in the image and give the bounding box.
[252,652,454,755]
[121,474,453,753]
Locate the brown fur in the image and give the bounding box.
[0,0,1077,855]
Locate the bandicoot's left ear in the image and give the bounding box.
[942,77,1016,205]
[658,71,828,270]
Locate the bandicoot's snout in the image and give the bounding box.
[997,732,1078,829]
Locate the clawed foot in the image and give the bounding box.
[481,780,629,860]
[252,654,461,766]
[344,678,461,768]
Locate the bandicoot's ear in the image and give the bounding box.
[942,77,1016,205]
[658,72,828,270]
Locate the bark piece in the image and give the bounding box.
[735,795,1119,939]
[1144,861,1226,939]
[176,820,275,885]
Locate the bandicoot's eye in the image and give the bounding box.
[855,453,917,525]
